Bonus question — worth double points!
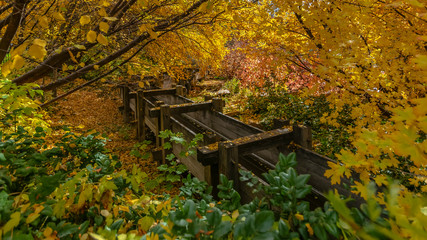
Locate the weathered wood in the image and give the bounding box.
[136,90,145,141]
[176,85,186,96]
[273,119,290,129]
[218,142,239,190]
[198,128,292,165]
[293,125,313,150]
[212,98,224,113]
[122,86,130,123]
[294,147,363,207]
[149,102,213,118]
[160,104,171,164]
[143,88,177,97]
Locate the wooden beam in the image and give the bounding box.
[143,88,176,97]
[148,102,212,118]
[176,85,186,96]
[198,128,293,165]
[122,85,130,123]
[212,98,224,113]
[136,90,145,141]
[293,125,313,150]
[160,104,171,164]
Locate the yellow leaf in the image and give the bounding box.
[52,12,65,21]
[26,212,40,224]
[62,64,68,72]
[138,81,145,88]
[28,45,47,60]
[94,65,100,70]
[89,233,107,240]
[118,205,130,212]
[104,17,118,21]
[80,15,91,26]
[97,34,108,46]
[305,223,314,236]
[38,16,49,28]
[98,7,107,17]
[3,212,20,233]
[79,62,85,67]
[10,42,28,57]
[99,22,109,33]
[138,216,155,232]
[100,78,106,82]
[100,209,110,217]
[102,0,111,7]
[147,28,158,39]
[87,30,97,43]
[11,55,25,70]
[43,227,53,237]
[2,61,11,77]
[33,39,47,48]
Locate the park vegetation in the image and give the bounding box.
[0,0,426,239]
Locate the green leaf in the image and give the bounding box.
[139,216,155,232]
[57,223,79,238]
[254,211,274,233]
[0,153,6,161]
[213,221,232,239]
[110,219,124,230]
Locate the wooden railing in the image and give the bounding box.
[119,84,363,208]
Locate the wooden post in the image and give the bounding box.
[123,85,130,123]
[218,142,239,191]
[160,104,171,164]
[212,98,224,113]
[204,132,220,196]
[293,125,313,150]
[154,101,164,147]
[273,119,290,129]
[204,95,213,101]
[176,85,186,96]
[136,90,145,141]
[52,69,58,98]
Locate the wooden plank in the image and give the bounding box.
[136,90,145,141]
[130,99,136,112]
[170,117,206,180]
[198,129,292,165]
[122,86,130,123]
[160,105,171,164]
[294,147,364,207]
[293,125,313,150]
[143,88,177,97]
[149,102,213,118]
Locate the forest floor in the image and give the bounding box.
[46,85,181,196]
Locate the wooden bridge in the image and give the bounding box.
[119,85,362,208]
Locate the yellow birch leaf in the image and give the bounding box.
[12,55,25,70]
[87,30,97,43]
[94,65,100,70]
[102,0,111,7]
[1,60,11,77]
[99,22,109,33]
[38,16,49,28]
[97,34,108,46]
[79,62,85,67]
[43,227,53,237]
[118,205,130,212]
[68,49,78,63]
[10,42,28,57]
[138,81,145,88]
[98,7,107,17]
[26,212,40,224]
[147,28,158,39]
[28,45,47,60]
[104,17,118,21]
[3,212,20,233]
[62,64,68,71]
[80,15,91,26]
[53,12,65,21]
[33,39,47,48]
